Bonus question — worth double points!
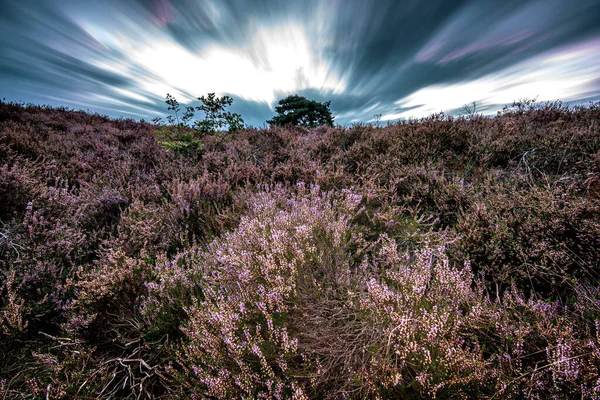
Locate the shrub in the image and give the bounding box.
[454,179,600,297]
[178,184,361,398]
[2,100,600,398]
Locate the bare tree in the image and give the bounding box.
[459,101,478,119]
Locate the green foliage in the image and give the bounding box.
[156,93,245,154]
[192,93,245,134]
[267,94,334,128]
[156,131,203,155]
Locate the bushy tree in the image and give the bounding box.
[267,94,334,128]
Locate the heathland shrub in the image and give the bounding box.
[2,100,600,398]
[355,236,487,398]
[454,176,600,296]
[177,183,362,398]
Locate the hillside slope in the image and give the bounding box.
[1,100,600,398]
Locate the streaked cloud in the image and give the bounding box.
[0,0,599,126]
[387,37,600,120]
[126,24,345,104]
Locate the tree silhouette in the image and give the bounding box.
[267,95,334,128]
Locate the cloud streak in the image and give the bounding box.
[388,36,600,120]
[0,0,599,126]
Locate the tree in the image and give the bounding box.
[163,93,195,126]
[267,95,334,128]
[193,93,244,134]
[459,101,478,119]
[159,93,244,134]
[155,93,245,154]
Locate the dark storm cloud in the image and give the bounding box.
[1,0,599,124]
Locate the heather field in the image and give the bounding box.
[2,100,600,399]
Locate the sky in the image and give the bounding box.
[1,0,600,127]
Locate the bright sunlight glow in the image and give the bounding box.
[127,24,345,105]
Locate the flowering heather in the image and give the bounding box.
[1,100,600,398]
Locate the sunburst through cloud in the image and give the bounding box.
[1,0,599,126]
